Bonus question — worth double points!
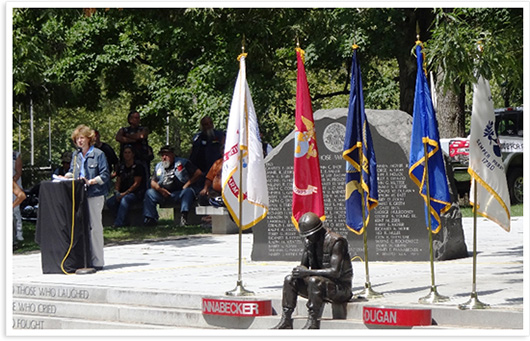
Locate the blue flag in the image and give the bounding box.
[342,48,378,235]
[408,43,451,233]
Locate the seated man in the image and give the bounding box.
[273,212,353,329]
[143,145,202,226]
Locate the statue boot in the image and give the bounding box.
[302,306,323,329]
[272,307,294,329]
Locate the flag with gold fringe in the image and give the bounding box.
[468,75,511,231]
[342,47,378,234]
[222,53,269,229]
[408,43,451,233]
[291,47,325,228]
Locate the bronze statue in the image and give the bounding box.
[273,212,353,329]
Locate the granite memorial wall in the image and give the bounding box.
[252,108,467,262]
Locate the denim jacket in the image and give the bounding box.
[67,147,110,198]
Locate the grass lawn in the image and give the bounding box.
[460,203,523,218]
[13,208,211,254]
[13,203,523,254]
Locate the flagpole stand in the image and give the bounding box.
[226,280,254,296]
[459,181,489,310]
[458,291,490,310]
[418,285,450,304]
[354,282,383,299]
[352,146,383,301]
[226,132,254,298]
[417,141,450,305]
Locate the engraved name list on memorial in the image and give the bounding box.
[265,163,303,258]
[371,162,422,259]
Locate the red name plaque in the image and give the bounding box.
[202,297,272,317]
[363,306,432,327]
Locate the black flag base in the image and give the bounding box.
[458,291,490,310]
[354,281,383,300]
[418,285,450,304]
[226,280,254,296]
[75,267,97,275]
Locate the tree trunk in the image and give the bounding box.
[434,67,466,138]
[396,55,416,115]
[394,8,436,116]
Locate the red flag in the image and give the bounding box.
[291,47,325,228]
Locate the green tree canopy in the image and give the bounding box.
[12,7,523,185]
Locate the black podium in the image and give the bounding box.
[35,180,91,274]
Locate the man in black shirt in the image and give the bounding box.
[115,110,153,185]
[190,116,225,172]
[94,130,119,177]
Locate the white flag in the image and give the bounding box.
[468,75,511,231]
[221,54,269,229]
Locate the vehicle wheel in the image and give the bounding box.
[507,168,523,205]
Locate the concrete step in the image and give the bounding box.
[12,314,175,329]
[12,282,203,310]
[12,297,218,329]
[12,283,523,330]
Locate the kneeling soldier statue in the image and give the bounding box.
[273,212,353,329]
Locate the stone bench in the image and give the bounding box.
[102,201,201,227]
[195,206,238,234]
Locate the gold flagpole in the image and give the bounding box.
[352,51,383,298]
[226,39,253,296]
[354,146,383,299]
[414,28,448,304]
[459,179,489,309]
[459,40,489,309]
[418,141,449,304]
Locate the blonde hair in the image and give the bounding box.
[71,124,96,146]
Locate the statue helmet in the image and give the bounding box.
[298,212,323,237]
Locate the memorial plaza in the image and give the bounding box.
[10,215,527,335]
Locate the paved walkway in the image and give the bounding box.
[11,216,526,314]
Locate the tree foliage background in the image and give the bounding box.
[12,7,523,187]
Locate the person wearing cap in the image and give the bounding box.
[143,145,203,226]
[272,212,353,329]
[53,151,73,178]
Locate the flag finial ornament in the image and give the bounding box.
[238,35,247,61]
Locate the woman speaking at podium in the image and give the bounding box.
[63,124,110,270]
